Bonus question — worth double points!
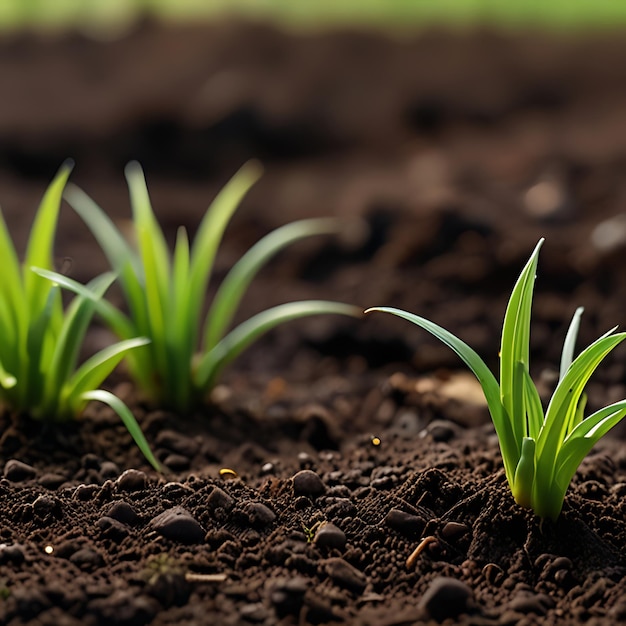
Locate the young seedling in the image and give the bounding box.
[40,161,360,412]
[366,239,626,520]
[0,162,159,470]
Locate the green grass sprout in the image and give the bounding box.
[366,239,626,520]
[0,162,159,471]
[44,161,359,412]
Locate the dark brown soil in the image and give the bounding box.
[2,20,626,625]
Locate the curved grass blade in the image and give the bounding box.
[80,389,160,472]
[64,183,148,332]
[24,160,73,317]
[520,361,543,439]
[500,239,543,451]
[66,337,150,406]
[186,161,262,358]
[196,301,360,394]
[538,330,626,459]
[365,306,518,482]
[560,307,584,381]
[204,217,339,351]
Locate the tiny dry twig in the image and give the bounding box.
[185,573,227,583]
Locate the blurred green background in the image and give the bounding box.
[1,0,626,33]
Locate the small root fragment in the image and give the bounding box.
[406,535,438,570]
[185,573,227,583]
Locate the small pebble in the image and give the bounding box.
[150,507,205,544]
[73,484,99,501]
[32,495,62,519]
[163,454,190,471]
[423,420,457,442]
[0,543,25,565]
[207,487,235,515]
[419,576,473,621]
[384,508,424,534]
[292,470,326,498]
[37,473,66,490]
[4,459,36,482]
[244,502,276,527]
[69,547,103,571]
[106,501,139,525]
[441,521,469,540]
[325,557,367,593]
[117,469,147,492]
[96,516,129,543]
[314,523,346,550]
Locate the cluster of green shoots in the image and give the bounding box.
[0,162,158,469]
[367,239,626,520]
[2,160,356,470]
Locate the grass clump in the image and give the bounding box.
[41,161,359,413]
[0,161,159,470]
[367,239,626,520]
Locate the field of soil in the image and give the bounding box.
[2,20,626,625]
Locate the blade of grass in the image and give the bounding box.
[365,306,518,482]
[500,239,543,451]
[560,307,584,381]
[23,161,73,317]
[203,217,339,351]
[186,161,262,358]
[196,301,360,394]
[65,337,150,406]
[80,389,160,472]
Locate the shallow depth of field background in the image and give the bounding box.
[3,0,626,33]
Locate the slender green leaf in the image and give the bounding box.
[23,161,73,317]
[197,301,360,393]
[42,273,116,413]
[500,239,543,451]
[520,361,543,439]
[538,331,626,459]
[66,337,150,405]
[81,389,160,472]
[365,306,519,482]
[186,161,262,356]
[204,218,339,351]
[560,307,584,381]
[64,183,148,333]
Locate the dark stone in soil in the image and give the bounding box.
[419,576,474,622]
[325,557,367,593]
[384,508,426,535]
[293,469,326,497]
[207,486,235,517]
[244,501,276,527]
[150,506,205,544]
[38,472,66,489]
[97,516,130,542]
[314,522,347,550]
[3,459,36,482]
[0,542,25,565]
[117,468,148,492]
[106,500,140,525]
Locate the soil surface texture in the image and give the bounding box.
[2,20,626,626]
